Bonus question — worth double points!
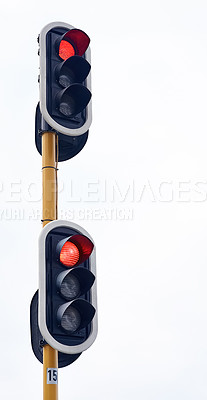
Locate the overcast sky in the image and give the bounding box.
[1,1,207,399]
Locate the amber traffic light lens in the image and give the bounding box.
[60,274,81,300]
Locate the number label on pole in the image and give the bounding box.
[47,368,58,384]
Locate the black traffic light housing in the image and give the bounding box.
[30,290,81,367]
[35,22,92,161]
[38,220,97,355]
[35,103,88,162]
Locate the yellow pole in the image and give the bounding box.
[42,132,58,227]
[42,131,58,400]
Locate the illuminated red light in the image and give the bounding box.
[59,40,75,60]
[60,241,79,267]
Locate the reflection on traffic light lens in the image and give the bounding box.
[60,273,80,300]
[61,306,81,333]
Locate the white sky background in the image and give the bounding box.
[1,0,207,399]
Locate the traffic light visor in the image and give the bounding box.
[57,267,95,300]
[55,55,91,88]
[57,299,96,333]
[58,234,94,267]
[60,29,90,57]
[70,234,94,263]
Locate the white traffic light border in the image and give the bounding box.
[39,22,92,137]
[38,219,98,354]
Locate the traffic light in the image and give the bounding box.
[35,22,92,161]
[38,220,97,355]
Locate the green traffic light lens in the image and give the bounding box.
[61,306,81,333]
[59,99,75,117]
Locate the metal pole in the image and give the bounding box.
[42,131,58,400]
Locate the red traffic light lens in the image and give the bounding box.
[60,241,80,267]
[59,40,75,60]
